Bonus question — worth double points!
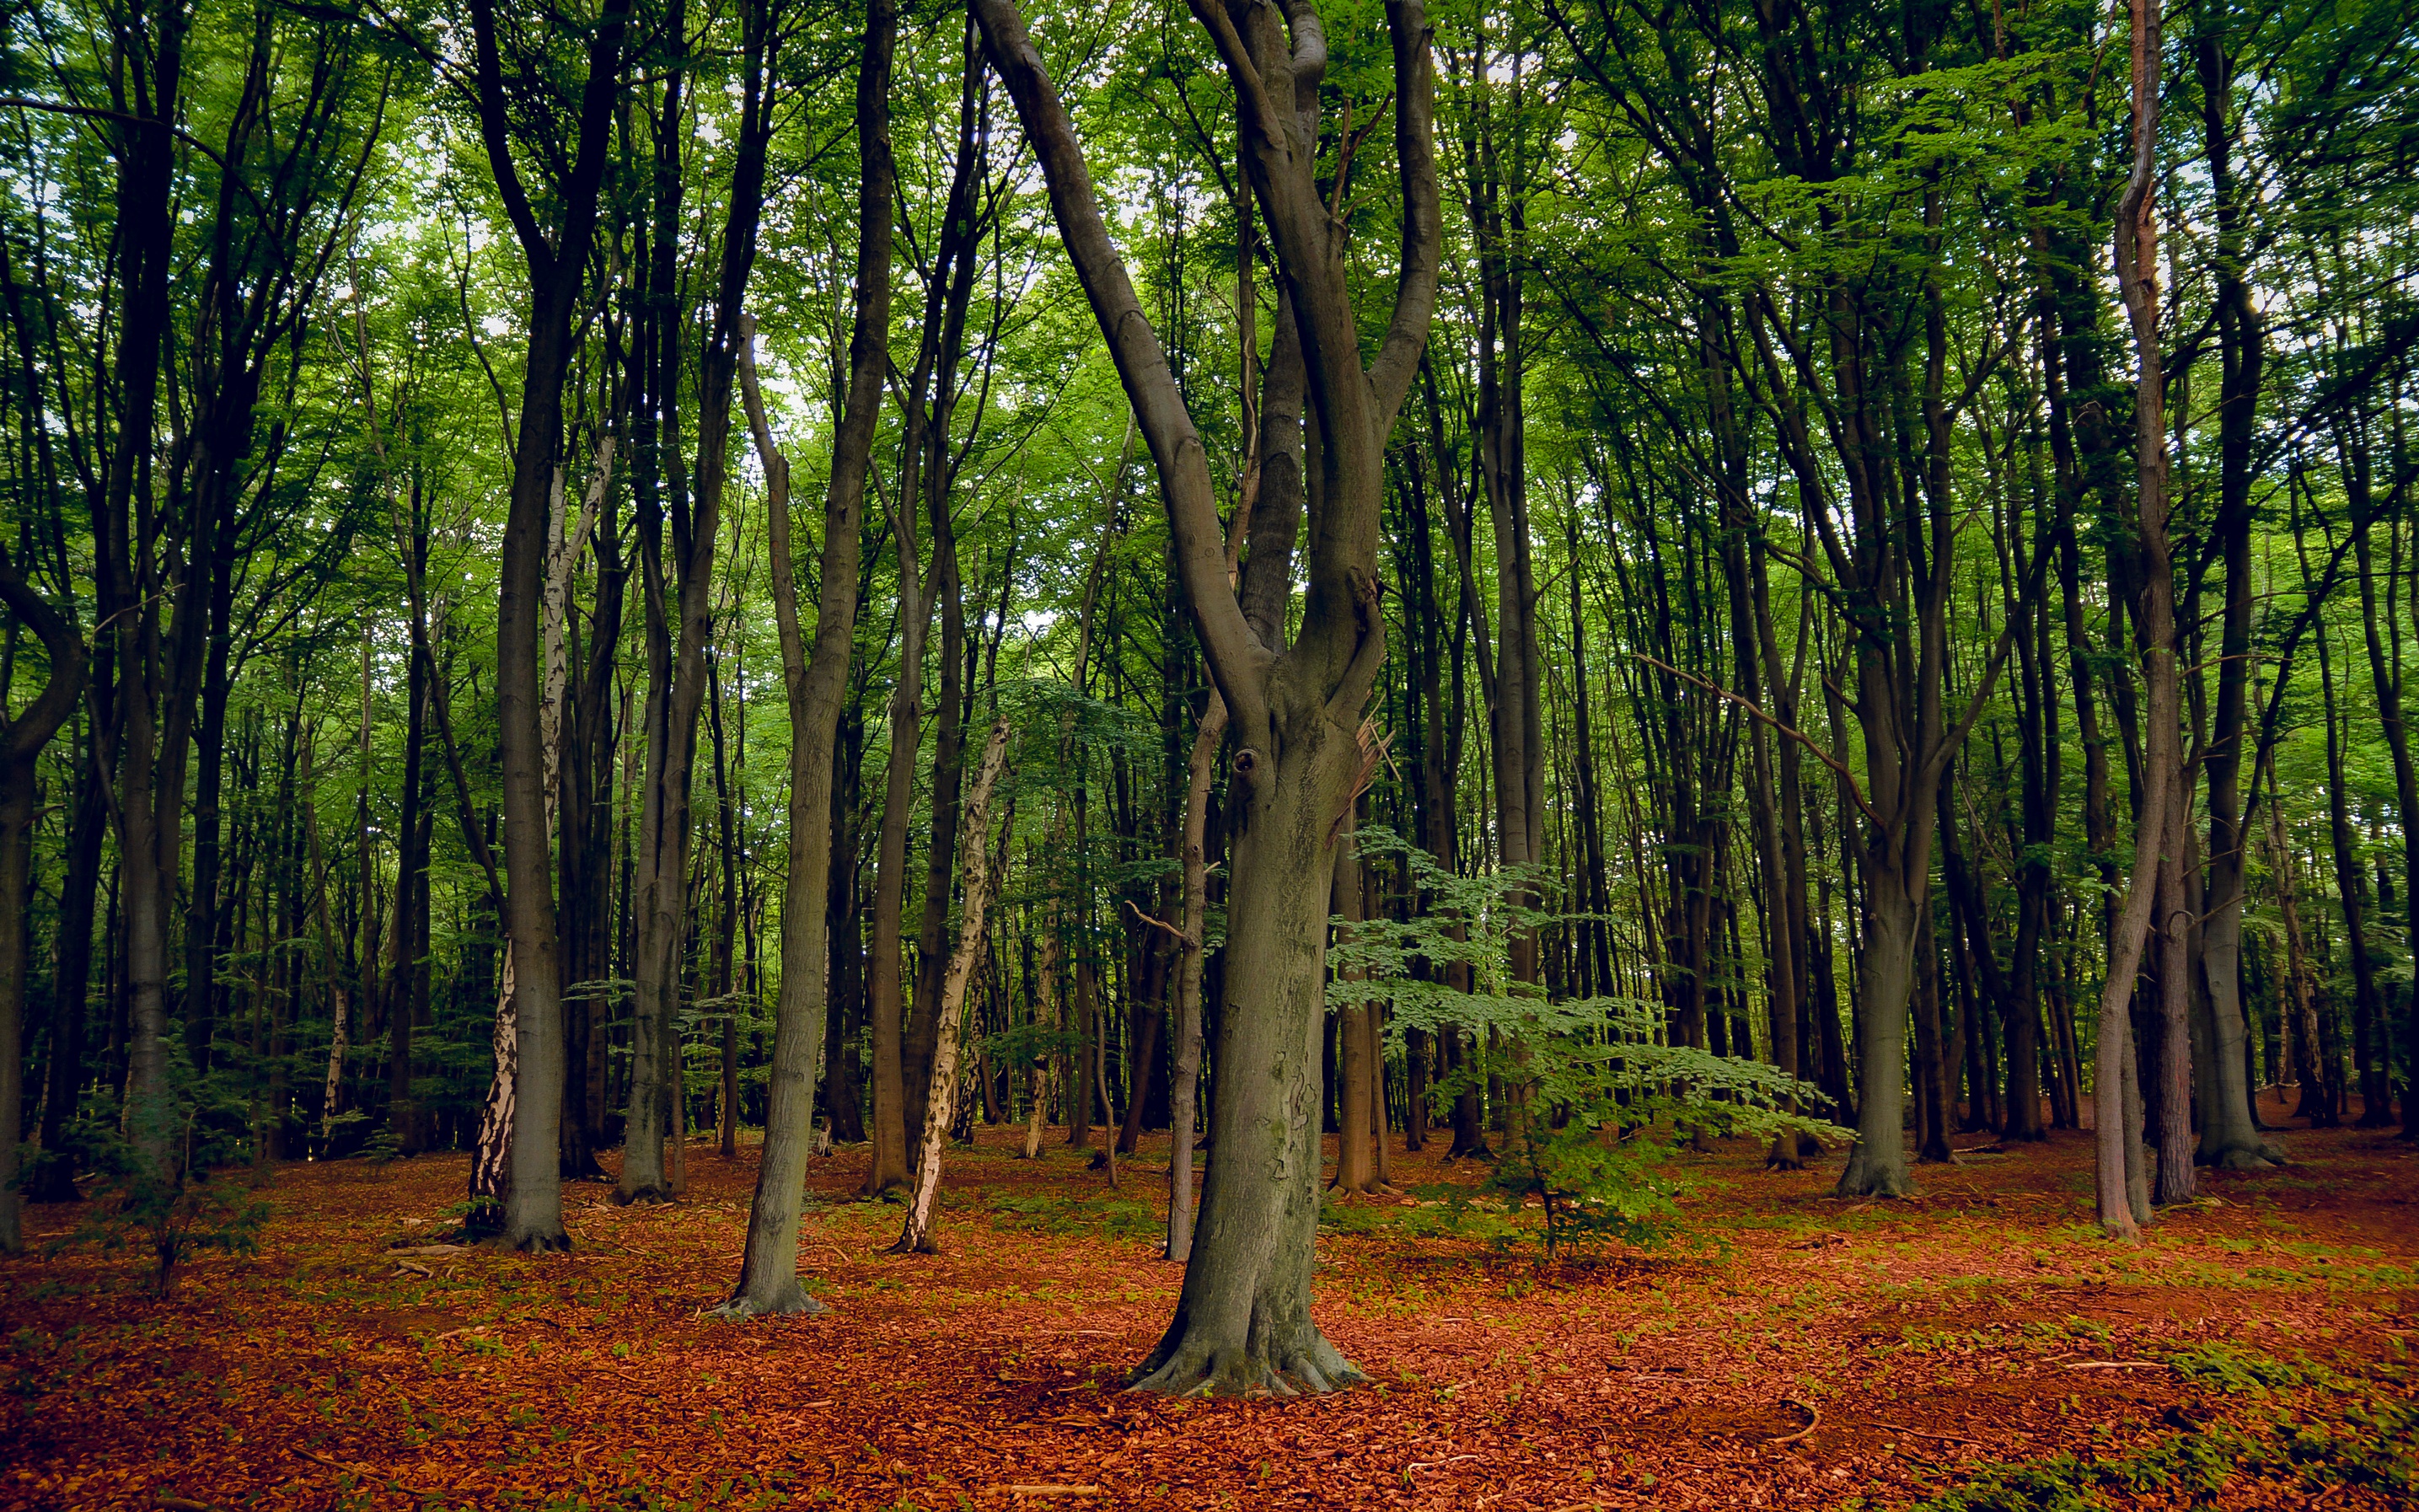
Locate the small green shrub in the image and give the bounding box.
[50,1131,272,1295]
[1328,831,1848,1260]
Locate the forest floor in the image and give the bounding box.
[3,1091,2414,1512]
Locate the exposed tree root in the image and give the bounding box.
[1127,1330,1367,1398]
[1767,1397,1819,1445]
[708,1284,829,1321]
[1833,1159,1919,1200]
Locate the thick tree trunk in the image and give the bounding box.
[974,0,1439,1394]
[94,1,187,1184]
[0,560,83,1250]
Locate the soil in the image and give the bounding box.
[3,1089,2411,1510]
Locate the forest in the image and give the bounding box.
[0,0,2415,1501]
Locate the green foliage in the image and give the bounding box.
[1909,1352,2419,1510]
[981,1192,1161,1241]
[1328,832,1847,1258]
[47,1124,273,1296]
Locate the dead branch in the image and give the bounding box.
[1768,1397,1821,1445]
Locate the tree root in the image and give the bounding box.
[1127,1336,1367,1398]
[1767,1397,1820,1445]
[707,1284,829,1321]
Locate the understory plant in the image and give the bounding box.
[48,1109,273,1295]
[1329,830,1848,1257]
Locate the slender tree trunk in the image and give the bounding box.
[31,710,106,1202]
[892,716,1013,1253]
[2094,0,2176,1239]
[721,0,890,1316]
[0,561,83,1249]
[1331,824,1377,1195]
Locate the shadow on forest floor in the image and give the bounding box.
[3,1088,2413,1510]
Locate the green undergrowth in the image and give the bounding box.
[1902,1350,2417,1511]
[979,1190,1161,1240]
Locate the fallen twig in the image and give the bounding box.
[291,1447,438,1497]
[998,1486,1102,1499]
[1768,1397,1821,1445]
[1876,1421,1987,1445]
[2063,1360,2164,1370]
[155,1497,220,1511]
[1405,1454,1484,1472]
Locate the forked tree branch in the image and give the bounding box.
[969,0,1273,740]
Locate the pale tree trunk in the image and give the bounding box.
[905,41,990,1151]
[2094,0,2179,1240]
[719,0,892,1317]
[973,0,1440,1394]
[891,716,1014,1253]
[474,442,610,1207]
[299,729,351,1150]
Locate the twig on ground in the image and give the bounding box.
[292,1447,438,1497]
[998,1486,1102,1499]
[1405,1454,1484,1472]
[2063,1360,2164,1370]
[155,1498,220,1511]
[1768,1397,1821,1445]
[1876,1421,1987,1445]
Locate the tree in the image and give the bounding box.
[971,0,1440,1394]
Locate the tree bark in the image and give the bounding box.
[974,0,1439,1394]
[469,0,633,1250]
[892,716,1014,1254]
[0,556,84,1250]
[2094,0,2177,1239]
[721,0,891,1317]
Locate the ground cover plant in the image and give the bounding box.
[3,1093,2411,1510]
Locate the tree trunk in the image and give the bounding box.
[892,716,1013,1253]
[2094,0,2176,1240]
[31,710,106,1202]
[974,0,1440,1394]
[1331,825,1377,1195]
[720,0,890,1317]
[469,0,634,1251]
[0,560,83,1250]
